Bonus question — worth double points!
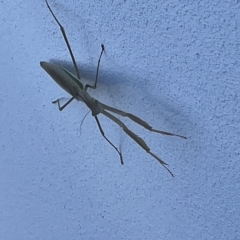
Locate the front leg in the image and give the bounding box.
[52,96,74,111]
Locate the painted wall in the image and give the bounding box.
[0,0,239,239]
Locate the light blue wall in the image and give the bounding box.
[0,0,239,239]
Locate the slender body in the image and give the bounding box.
[41,0,186,177]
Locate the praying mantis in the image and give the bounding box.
[40,0,186,177]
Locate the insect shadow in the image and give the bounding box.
[41,0,187,177]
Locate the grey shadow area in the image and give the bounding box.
[46,59,210,177]
[48,59,194,138]
[49,59,127,88]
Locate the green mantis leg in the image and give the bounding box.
[95,116,124,165]
[45,0,80,79]
[84,44,105,91]
[101,110,174,177]
[52,96,75,111]
[101,103,186,139]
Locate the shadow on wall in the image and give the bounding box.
[45,59,210,177]
[48,59,192,136]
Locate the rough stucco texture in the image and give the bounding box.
[0,0,239,239]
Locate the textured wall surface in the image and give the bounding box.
[0,0,239,239]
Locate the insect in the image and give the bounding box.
[40,0,186,177]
